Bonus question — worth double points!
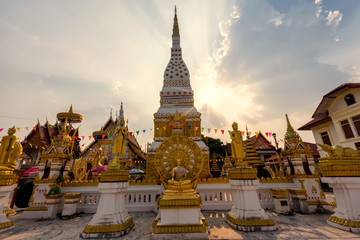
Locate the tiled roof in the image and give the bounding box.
[298,117,331,130]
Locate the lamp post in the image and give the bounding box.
[272,133,285,176]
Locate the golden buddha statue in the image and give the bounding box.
[230,122,245,167]
[109,118,127,170]
[91,146,103,168]
[0,126,22,171]
[168,159,191,185]
[163,158,197,198]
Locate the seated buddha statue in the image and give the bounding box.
[168,159,191,186]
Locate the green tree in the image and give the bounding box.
[202,135,226,159]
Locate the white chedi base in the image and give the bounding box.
[152,190,209,240]
[227,179,276,231]
[152,209,209,240]
[0,185,16,232]
[80,181,133,239]
[322,177,360,233]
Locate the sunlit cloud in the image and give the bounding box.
[0,0,359,149]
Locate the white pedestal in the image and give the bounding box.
[227,179,276,231]
[81,181,133,238]
[44,194,63,219]
[270,189,291,214]
[62,193,80,217]
[21,183,51,219]
[0,185,16,232]
[152,192,209,240]
[322,177,360,232]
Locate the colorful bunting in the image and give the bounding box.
[195,126,198,131]
[33,127,36,132]
[17,128,20,132]
[130,132,133,136]
[82,136,85,140]
[221,130,224,134]
[228,130,231,135]
[143,130,146,133]
[136,131,139,135]
[88,136,91,140]
[201,128,204,132]
[102,135,105,139]
[214,129,218,134]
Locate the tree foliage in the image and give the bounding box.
[202,135,226,159]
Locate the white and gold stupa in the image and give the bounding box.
[146,7,210,181]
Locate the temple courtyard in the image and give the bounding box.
[1,210,360,240]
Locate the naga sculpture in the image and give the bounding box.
[317,143,360,157]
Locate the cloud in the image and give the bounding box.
[326,10,343,26]
[199,104,227,128]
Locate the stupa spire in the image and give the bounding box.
[117,102,124,126]
[286,114,295,133]
[172,6,180,37]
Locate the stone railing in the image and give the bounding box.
[60,178,299,213]
[197,184,233,210]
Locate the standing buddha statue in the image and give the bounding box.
[230,122,245,167]
[109,118,127,170]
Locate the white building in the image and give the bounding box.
[299,83,360,157]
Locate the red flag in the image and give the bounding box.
[130,132,133,136]
[75,136,78,140]
[88,136,91,140]
[0,128,3,132]
[82,136,85,140]
[33,127,37,132]
[221,130,224,134]
[242,131,245,136]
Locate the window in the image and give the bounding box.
[341,119,355,139]
[320,131,332,145]
[345,94,356,106]
[355,142,360,151]
[352,115,360,136]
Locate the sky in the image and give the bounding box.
[1,0,360,151]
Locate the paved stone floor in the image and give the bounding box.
[1,210,360,240]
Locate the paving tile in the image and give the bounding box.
[1,211,360,240]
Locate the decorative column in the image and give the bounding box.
[0,176,18,233]
[62,193,81,217]
[44,193,63,219]
[226,168,276,231]
[270,189,291,214]
[0,126,22,232]
[80,169,133,238]
[288,189,309,213]
[319,154,360,233]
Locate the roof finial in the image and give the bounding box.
[69,104,73,113]
[246,125,250,138]
[285,114,294,133]
[117,102,124,126]
[172,6,180,37]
